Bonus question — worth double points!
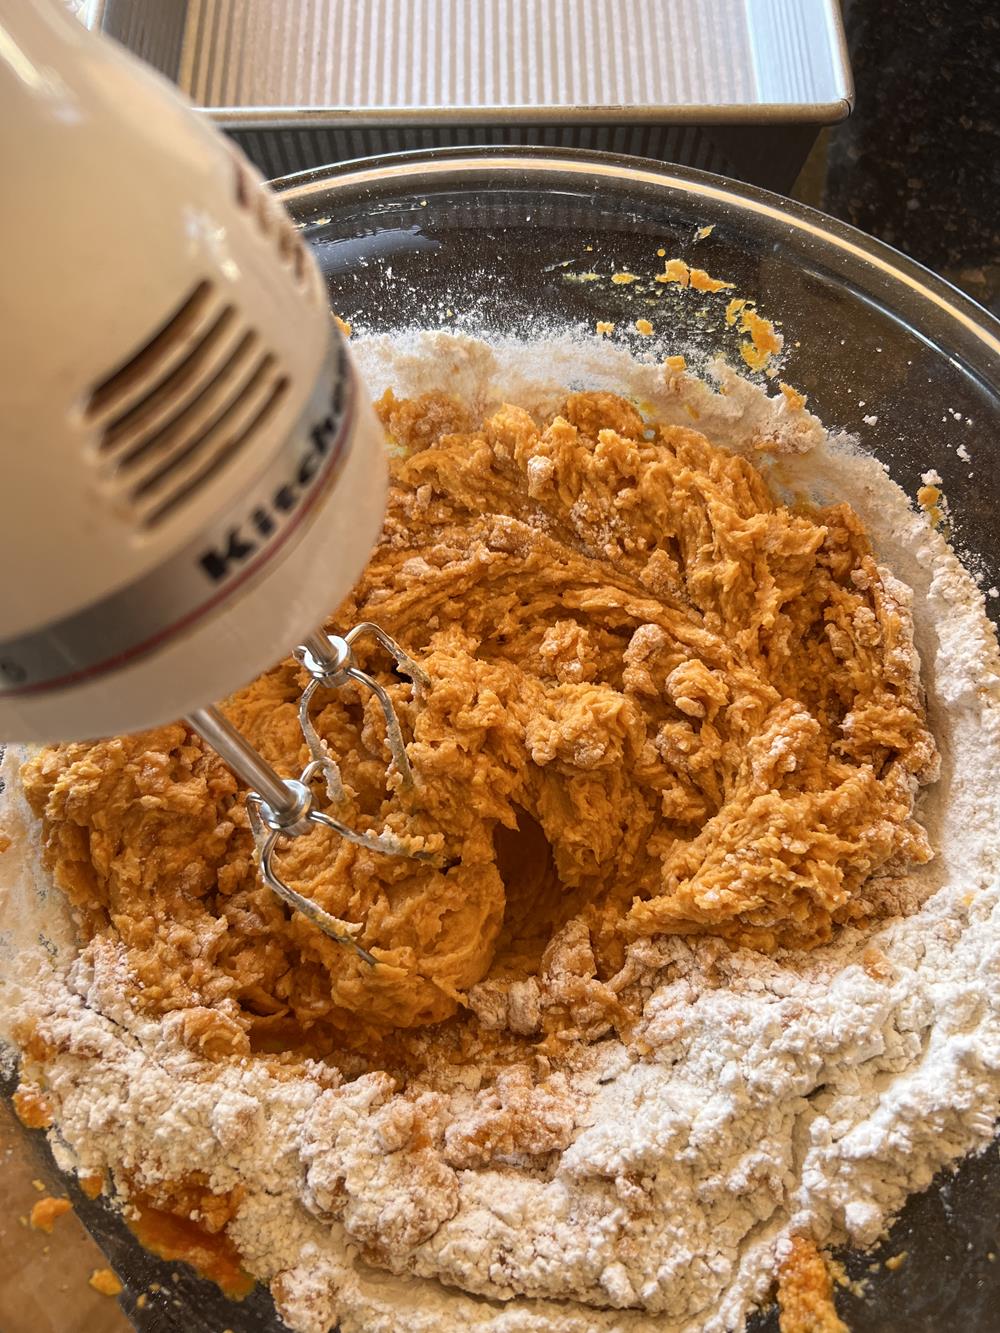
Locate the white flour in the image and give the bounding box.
[2,332,1000,1333]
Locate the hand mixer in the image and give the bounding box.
[0,0,426,961]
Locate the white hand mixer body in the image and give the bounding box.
[0,0,418,956]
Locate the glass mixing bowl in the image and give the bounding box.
[277,145,1000,603]
[4,147,999,1333]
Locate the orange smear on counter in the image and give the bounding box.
[30,1197,72,1233]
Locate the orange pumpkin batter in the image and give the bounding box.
[21,389,938,1055]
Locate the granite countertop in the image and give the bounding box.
[822,0,999,317]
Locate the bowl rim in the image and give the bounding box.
[270,144,1000,371]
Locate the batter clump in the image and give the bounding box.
[21,390,939,1054]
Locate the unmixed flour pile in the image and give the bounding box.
[2,332,1000,1333]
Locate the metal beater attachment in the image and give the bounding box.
[187,623,432,966]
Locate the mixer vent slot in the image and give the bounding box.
[86,281,215,420]
[87,282,291,530]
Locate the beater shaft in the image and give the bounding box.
[186,704,310,831]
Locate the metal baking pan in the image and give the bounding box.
[79,0,853,192]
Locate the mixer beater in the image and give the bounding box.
[187,622,433,965]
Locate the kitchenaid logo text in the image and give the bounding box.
[197,378,347,584]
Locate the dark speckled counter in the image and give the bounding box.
[824,0,1000,316]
